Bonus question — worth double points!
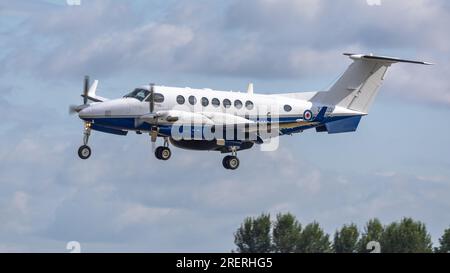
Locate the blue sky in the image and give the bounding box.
[0,0,450,252]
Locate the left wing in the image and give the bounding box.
[138,110,255,126]
[137,110,330,140]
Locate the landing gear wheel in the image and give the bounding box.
[155,146,171,160]
[228,156,240,170]
[160,147,171,160]
[223,155,239,170]
[78,145,91,160]
[155,146,163,159]
[222,155,232,169]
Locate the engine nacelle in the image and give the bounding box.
[169,138,254,152]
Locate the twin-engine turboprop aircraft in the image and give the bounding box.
[70,53,431,170]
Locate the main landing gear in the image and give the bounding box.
[78,122,92,160]
[222,147,240,170]
[155,137,172,161]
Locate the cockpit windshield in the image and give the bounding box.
[123,88,150,101]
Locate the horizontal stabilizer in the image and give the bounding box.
[325,116,362,134]
[343,53,433,65]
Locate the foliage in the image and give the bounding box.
[333,223,359,253]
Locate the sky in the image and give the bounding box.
[0,0,450,252]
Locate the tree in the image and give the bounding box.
[380,217,432,253]
[296,222,331,253]
[234,213,272,253]
[358,218,384,253]
[333,223,359,253]
[272,213,302,253]
[435,227,450,253]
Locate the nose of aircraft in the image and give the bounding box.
[78,99,131,120]
[78,105,96,120]
[78,107,89,119]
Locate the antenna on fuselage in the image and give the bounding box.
[247,83,254,95]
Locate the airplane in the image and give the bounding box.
[70,53,431,170]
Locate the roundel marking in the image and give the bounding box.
[303,110,313,121]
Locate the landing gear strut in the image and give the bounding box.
[78,122,92,160]
[155,137,172,161]
[223,147,240,170]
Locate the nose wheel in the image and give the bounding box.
[78,122,92,160]
[223,147,240,170]
[78,145,91,159]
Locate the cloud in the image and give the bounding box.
[42,22,194,77]
[0,192,30,233]
[1,0,450,252]
[385,64,450,107]
[1,113,450,251]
[1,0,448,107]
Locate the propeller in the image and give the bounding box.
[69,105,82,115]
[149,83,158,151]
[149,83,155,113]
[83,75,89,105]
[69,75,91,115]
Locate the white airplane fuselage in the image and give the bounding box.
[73,53,431,169]
[79,85,364,146]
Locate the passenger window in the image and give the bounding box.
[284,105,292,112]
[234,100,243,109]
[176,95,185,105]
[201,97,209,107]
[188,95,197,105]
[245,100,254,110]
[212,98,220,107]
[223,99,231,108]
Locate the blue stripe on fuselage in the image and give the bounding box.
[82,115,359,137]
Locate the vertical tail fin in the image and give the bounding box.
[311,53,432,113]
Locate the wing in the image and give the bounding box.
[137,110,255,126]
[137,110,320,141]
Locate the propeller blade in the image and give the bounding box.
[148,84,158,145]
[69,104,88,115]
[69,105,79,115]
[83,76,90,105]
[149,83,155,113]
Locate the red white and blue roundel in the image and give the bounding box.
[303,110,314,121]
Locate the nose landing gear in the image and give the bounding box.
[78,122,92,160]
